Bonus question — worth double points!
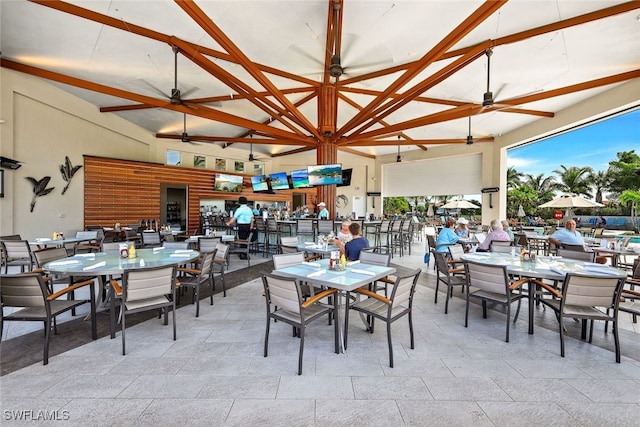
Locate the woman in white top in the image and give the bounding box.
[336,220,352,243]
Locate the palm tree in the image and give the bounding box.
[506,166,524,190]
[553,165,594,197]
[525,173,561,205]
[619,190,640,233]
[590,170,612,204]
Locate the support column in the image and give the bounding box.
[316,138,338,219]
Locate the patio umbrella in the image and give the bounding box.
[538,194,604,209]
[441,200,480,209]
[426,204,434,217]
[517,205,525,218]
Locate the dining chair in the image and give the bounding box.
[253,219,268,256]
[448,244,465,265]
[279,236,299,254]
[358,251,393,296]
[212,243,230,297]
[1,240,34,273]
[0,272,97,365]
[490,244,519,254]
[261,273,338,375]
[433,251,466,314]
[141,230,162,248]
[162,241,189,250]
[109,265,177,355]
[463,259,529,342]
[177,250,216,317]
[316,219,334,236]
[198,236,222,254]
[265,218,281,255]
[295,219,316,243]
[556,248,596,262]
[537,273,625,362]
[345,268,421,368]
[73,230,100,254]
[228,231,252,267]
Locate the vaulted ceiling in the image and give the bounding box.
[2,0,639,160]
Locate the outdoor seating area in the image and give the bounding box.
[1,234,639,424]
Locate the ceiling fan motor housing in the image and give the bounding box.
[329,55,343,77]
[170,88,181,105]
[482,91,493,107]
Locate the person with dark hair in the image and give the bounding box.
[435,219,459,252]
[335,223,370,261]
[226,196,254,259]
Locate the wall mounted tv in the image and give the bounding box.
[251,175,270,192]
[337,168,352,187]
[307,163,343,186]
[291,169,312,189]
[214,173,243,192]
[269,171,290,190]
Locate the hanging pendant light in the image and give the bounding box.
[396,136,402,162]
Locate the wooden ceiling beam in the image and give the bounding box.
[1,59,310,142]
[335,0,506,138]
[270,146,317,158]
[348,41,491,137]
[171,37,308,137]
[344,137,494,147]
[176,0,321,141]
[27,0,319,88]
[338,146,376,159]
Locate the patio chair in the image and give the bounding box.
[212,243,230,297]
[345,268,421,368]
[177,250,216,317]
[140,230,162,248]
[109,265,177,355]
[433,251,466,314]
[1,240,34,273]
[0,272,97,364]
[261,273,338,375]
[555,248,595,262]
[463,259,528,342]
[358,250,393,296]
[538,273,625,362]
[228,231,252,267]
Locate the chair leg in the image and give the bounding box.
[195,285,200,317]
[505,305,510,343]
[263,315,271,357]
[465,294,470,328]
[298,324,305,375]
[344,293,350,350]
[444,284,451,314]
[43,317,52,365]
[613,318,621,363]
[409,311,415,350]
[172,301,177,341]
[559,317,565,357]
[209,277,214,306]
[121,312,127,355]
[387,321,394,368]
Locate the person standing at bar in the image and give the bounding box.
[226,196,254,259]
[317,202,329,219]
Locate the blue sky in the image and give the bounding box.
[507,108,639,178]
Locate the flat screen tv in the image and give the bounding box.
[269,171,290,190]
[307,163,342,186]
[291,168,312,189]
[251,175,269,192]
[337,168,352,187]
[214,173,243,192]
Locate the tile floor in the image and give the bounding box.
[1,241,639,426]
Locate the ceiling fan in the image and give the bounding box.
[247,137,268,162]
[466,116,474,145]
[179,113,199,145]
[142,47,198,105]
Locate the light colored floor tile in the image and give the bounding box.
[352,376,432,400]
[316,399,404,426]
[277,376,354,399]
[559,402,640,426]
[478,401,581,426]
[224,398,315,427]
[563,378,640,403]
[198,375,279,398]
[118,374,207,398]
[493,377,591,403]
[132,398,233,426]
[425,377,512,401]
[397,400,494,426]
[61,398,153,426]
[442,358,523,378]
[40,375,136,399]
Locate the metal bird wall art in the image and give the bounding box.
[25,176,55,212]
[59,156,82,195]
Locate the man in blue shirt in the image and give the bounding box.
[317,202,329,219]
[227,196,254,259]
[549,219,584,247]
[336,223,370,261]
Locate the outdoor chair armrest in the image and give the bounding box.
[509,277,530,291]
[110,278,123,296]
[302,289,337,308]
[352,288,392,304]
[177,267,200,275]
[530,279,561,298]
[449,267,465,274]
[47,278,94,300]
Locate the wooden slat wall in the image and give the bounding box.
[84,156,314,231]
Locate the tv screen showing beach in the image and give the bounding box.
[251,175,269,192]
[307,164,342,186]
[291,169,311,188]
[214,173,243,192]
[269,172,290,190]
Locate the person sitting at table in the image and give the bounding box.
[335,223,369,261]
[336,220,352,244]
[435,219,459,253]
[477,219,511,252]
[454,217,469,238]
[548,219,584,248]
[501,220,514,241]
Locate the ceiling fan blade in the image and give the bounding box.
[138,78,169,99]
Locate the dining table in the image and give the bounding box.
[29,236,96,249]
[460,252,627,335]
[273,258,396,352]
